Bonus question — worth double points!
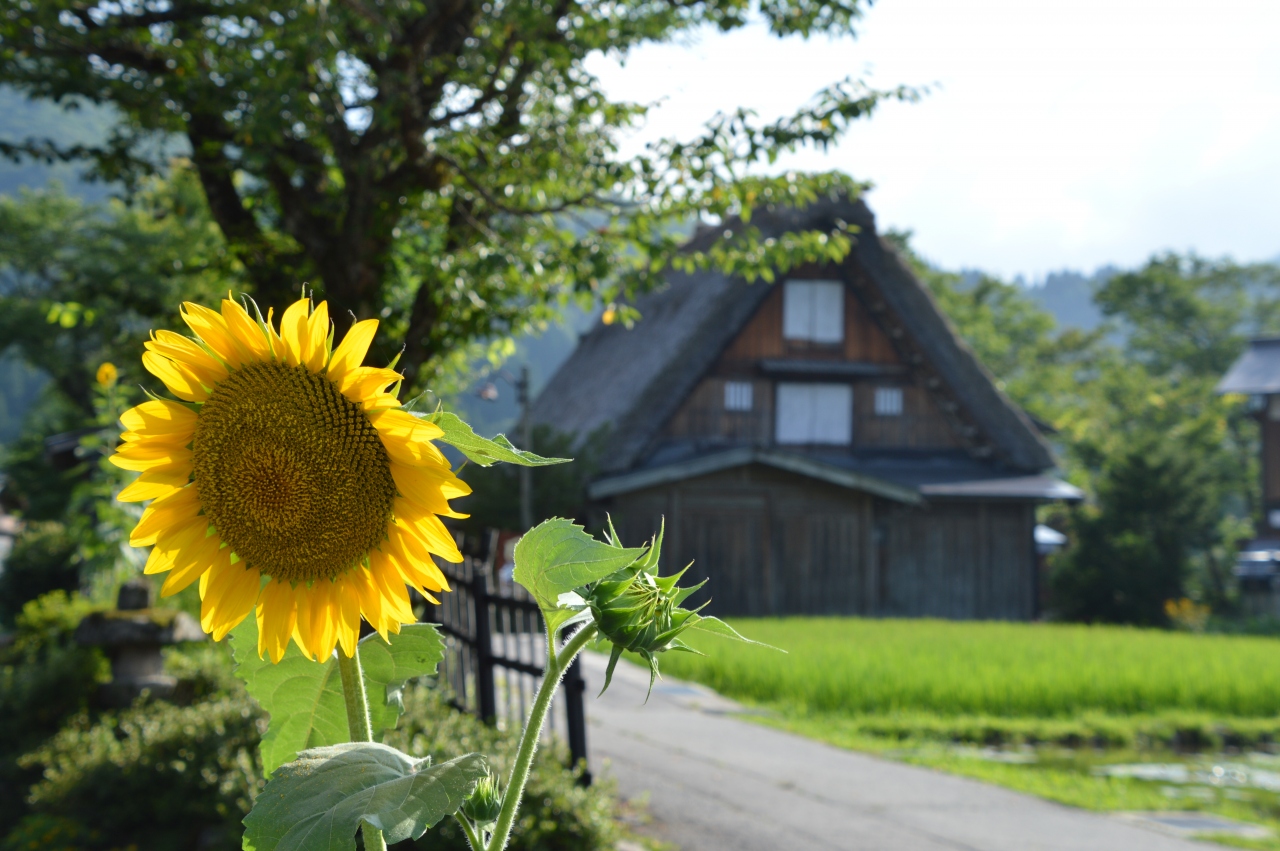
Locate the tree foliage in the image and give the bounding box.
[900,236,1280,623]
[0,170,235,416]
[0,0,916,385]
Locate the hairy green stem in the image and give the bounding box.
[486,624,598,851]
[337,647,388,851]
[454,812,484,851]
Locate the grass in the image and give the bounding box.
[668,617,1280,717]
[655,617,1280,847]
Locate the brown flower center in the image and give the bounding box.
[192,361,396,583]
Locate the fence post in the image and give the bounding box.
[471,560,498,724]
[563,654,591,786]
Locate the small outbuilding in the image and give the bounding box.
[530,196,1081,620]
[1219,338,1280,610]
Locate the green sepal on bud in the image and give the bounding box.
[460,769,504,827]
[583,518,780,698]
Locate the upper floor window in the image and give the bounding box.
[776,383,852,445]
[724,381,754,411]
[874,387,904,416]
[783,280,844,344]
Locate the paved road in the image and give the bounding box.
[579,652,1215,851]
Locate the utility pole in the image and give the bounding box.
[518,365,533,531]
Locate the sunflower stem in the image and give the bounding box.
[337,646,388,851]
[454,812,484,850]
[486,623,598,851]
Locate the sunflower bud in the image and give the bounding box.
[584,520,705,697]
[461,771,503,826]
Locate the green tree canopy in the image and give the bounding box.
[0,171,234,416]
[1,0,916,385]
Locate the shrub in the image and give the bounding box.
[4,649,621,851]
[0,523,80,626]
[383,683,620,851]
[0,591,105,831]
[17,697,266,851]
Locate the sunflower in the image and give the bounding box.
[110,295,470,663]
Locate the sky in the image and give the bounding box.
[584,0,1280,282]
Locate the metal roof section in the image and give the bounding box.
[1218,338,1280,394]
[587,448,922,504]
[587,448,1080,503]
[919,475,1084,501]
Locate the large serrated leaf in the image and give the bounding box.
[512,518,646,613]
[356,625,446,734]
[229,620,446,774]
[242,744,487,851]
[229,618,346,776]
[423,410,568,467]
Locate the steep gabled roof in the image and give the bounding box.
[529,194,1056,474]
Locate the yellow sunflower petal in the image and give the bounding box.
[340,366,403,402]
[111,441,194,474]
[369,550,424,617]
[120,400,198,439]
[129,486,201,547]
[327,318,378,387]
[221,298,272,363]
[371,409,446,467]
[118,469,192,503]
[257,579,299,663]
[264,306,285,360]
[143,519,207,574]
[278,297,312,368]
[201,554,262,641]
[351,567,388,642]
[305,581,340,661]
[390,463,471,518]
[142,351,210,403]
[292,590,317,661]
[383,530,449,593]
[304,301,331,373]
[362,393,402,412]
[334,574,362,658]
[120,428,193,448]
[397,512,464,564]
[181,302,243,369]
[146,330,229,384]
[160,533,223,598]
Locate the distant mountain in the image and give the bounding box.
[449,305,598,438]
[1024,268,1118,332]
[0,86,116,201]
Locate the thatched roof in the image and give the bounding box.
[529,194,1056,475]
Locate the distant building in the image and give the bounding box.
[1218,339,1280,609]
[530,196,1081,620]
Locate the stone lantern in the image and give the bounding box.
[74,578,206,706]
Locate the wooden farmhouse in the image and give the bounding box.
[529,196,1082,620]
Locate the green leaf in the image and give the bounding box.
[512,518,646,615]
[242,744,488,851]
[229,621,446,775]
[357,625,446,735]
[229,618,346,777]
[424,410,568,467]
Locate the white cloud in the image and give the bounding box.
[586,0,1280,279]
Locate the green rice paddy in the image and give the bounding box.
[667,617,1280,718]
[655,618,1280,846]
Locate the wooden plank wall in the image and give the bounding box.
[662,376,960,449]
[879,501,1035,620]
[659,271,962,449]
[718,275,900,365]
[608,467,1036,621]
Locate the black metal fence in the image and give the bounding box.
[429,545,590,784]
